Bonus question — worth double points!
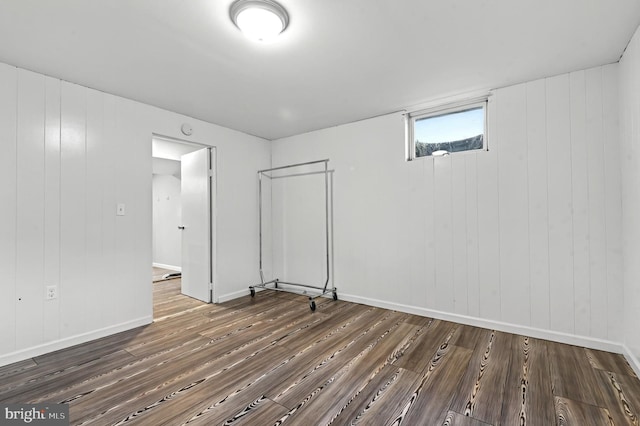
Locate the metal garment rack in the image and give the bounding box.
[249,159,336,311]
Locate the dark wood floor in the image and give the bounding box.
[1,278,639,425]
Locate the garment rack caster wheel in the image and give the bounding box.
[250,287,255,297]
[309,299,316,312]
[332,291,338,301]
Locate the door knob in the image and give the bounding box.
[178,226,185,230]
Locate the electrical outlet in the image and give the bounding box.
[46,285,57,300]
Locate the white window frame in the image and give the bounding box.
[406,97,489,161]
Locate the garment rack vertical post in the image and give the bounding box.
[249,159,336,311]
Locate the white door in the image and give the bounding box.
[180,148,212,303]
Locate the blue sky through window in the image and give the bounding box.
[415,107,484,144]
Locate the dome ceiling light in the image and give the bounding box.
[230,0,289,42]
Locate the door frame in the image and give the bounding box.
[151,133,217,303]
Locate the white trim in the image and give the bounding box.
[404,88,493,115]
[338,292,624,354]
[0,316,152,368]
[153,262,182,272]
[622,345,640,377]
[408,98,488,120]
[166,286,635,363]
[216,288,257,303]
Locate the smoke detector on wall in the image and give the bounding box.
[181,123,193,136]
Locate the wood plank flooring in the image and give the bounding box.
[152,266,181,283]
[1,278,639,425]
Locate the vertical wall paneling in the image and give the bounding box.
[434,156,454,311]
[395,163,415,306]
[15,69,46,349]
[465,155,480,317]
[477,96,501,321]
[619,27,640,358]
[602,63,622,342]
[619,39,632,355]
[281,169,326,285]
[270,168,284,282]
[259,163,273,283]
[85,89,105,331]
[407,159,428,308]
[629,39,636,354]
[423,159,437,309]
[131,103,152,320]
[585,67,608,339]
[269,64,622,349]
[497,84,530,326]
[43,76,61,343]
[526,79,551,330]
[569,70,591,337]
[0,64,17,354]
[545,74,575,334]
[100,93,118,327]
[211,126,269,299]
[4,60,625,364]
[371,139,406,302]
[451,155,468,315]
[0,61,270,367]
[0,56,628,366]
[114,99,142,320]
[630,30,640,358]
[113,98,131,320]
[60,82,87,338]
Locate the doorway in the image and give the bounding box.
[152,135,216,304]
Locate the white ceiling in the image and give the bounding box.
[0,1,638,140]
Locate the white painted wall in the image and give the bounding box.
[271,64,622,349]
[0,52,633,368]
[152,172,182,270]
[620,25,640,361]
[0,62,270,367]
[266,162,330,288]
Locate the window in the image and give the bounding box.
[406,100,487,160]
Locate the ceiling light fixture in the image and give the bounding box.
[230,0,289,42]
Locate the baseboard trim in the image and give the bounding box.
[153,263,181,272]
[217,287,256,303]
[338,293,624,354]
[622,345,640,377]
[212,288,626,356]
[0,316,152,368]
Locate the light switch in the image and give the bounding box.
[117,203,126,216]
